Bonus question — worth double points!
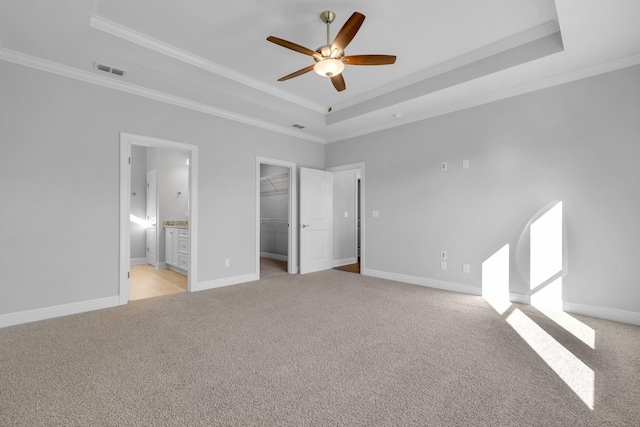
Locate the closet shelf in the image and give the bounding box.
[260,173,289,196]
[260,218,288,223]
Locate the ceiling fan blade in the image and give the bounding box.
[331,74,346,92]
[331,12,365,53]
[267,36,320,59]
[277,64,316,81]
[342,55,397,66]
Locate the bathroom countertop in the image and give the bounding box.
[164,220,188,229]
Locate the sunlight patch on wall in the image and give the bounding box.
[482,244,511,314]
[530,201,563,289]
[531,277,563,311]
[507,308,594,409]
[130,214,150,228]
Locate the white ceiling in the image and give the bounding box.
[1,0,639,143]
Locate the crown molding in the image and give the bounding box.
[325,52,640,144]
[0,47,326,144]
[89,14,326,114]
[330,21,562,113]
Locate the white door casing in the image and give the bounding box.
[146,169,157,267]
[120,132,198,305]
[300,167,332,274]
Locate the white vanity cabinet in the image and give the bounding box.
[165,227,189,273]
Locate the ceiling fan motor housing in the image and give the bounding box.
[314,45,345,61]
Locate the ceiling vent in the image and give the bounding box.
[292,124,306,129]
[93,62,127,77]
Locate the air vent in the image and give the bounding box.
[292,124,305,129]
[94,62,127,77]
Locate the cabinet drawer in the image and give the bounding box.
[178,253,189,270]
[178,238,189,254]
[178,229,189,239]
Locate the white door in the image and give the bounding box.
[300,168,332,274]
[146,170,157,266]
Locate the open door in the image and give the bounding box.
[300,168,332,274]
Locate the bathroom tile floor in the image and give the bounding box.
[130,264,187,301]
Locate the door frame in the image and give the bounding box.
[326,162,365,272]
[256,157,298,276]
[119,132,199,305]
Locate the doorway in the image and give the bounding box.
[119,133,199,305]
[256,157,297,278]
[327,163,365,275]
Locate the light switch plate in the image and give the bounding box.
[372,210,379,218]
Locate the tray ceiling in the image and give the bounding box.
[0,0,639,143]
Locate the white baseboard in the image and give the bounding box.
[509,293,530,305]
[130,258,147,265]
[563,302,640,326]
[0,296,120,329]
[332,257,357,268]
[192,273,259,292]
[362,268,481,296]
[509,293,640,326]
[260,252,288,261]
[167,265,188,276]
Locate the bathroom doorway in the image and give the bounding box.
[119,133,199,305]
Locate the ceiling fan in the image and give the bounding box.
[266,11,396,92]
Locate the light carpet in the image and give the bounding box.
[1,270,639,426]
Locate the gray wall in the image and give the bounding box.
[1,53,638,321]
[130,145,147,260]
[326,65,640,314]
[0,60,323,315]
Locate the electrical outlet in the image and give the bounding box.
[441,162,448,171]
[372,210,379,218]
[441,261,447,270]
[344,212,349,218]
[463,159,470,169]
[441,251,447,260]
[463,264,470,273]
[225,259,230,267]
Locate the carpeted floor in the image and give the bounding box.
[1,270,639,426]
[260,257,288,279]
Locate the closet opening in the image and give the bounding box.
[256,157,298,278]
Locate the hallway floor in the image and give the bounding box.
[130,264,187,301]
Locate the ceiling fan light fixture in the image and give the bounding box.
[313,58,345,77]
